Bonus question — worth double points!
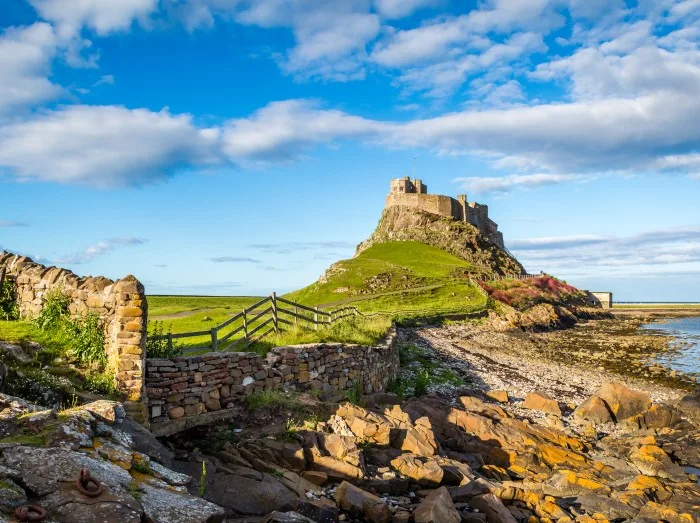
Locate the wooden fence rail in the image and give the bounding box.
[147,292,362,355]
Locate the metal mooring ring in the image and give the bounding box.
[76,468,106,497]
[14,505,47,522]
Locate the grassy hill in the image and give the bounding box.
[285,241,488,315]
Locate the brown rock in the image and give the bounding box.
[413,486,460,523]
[459,396,508,419]
[522,392,562,417]
[301,471,328,486]
[205,399,221,411]
[469,493,517,523]
[397,416,438,457]
[168,406,185,419]
[334,481,391,523]
[485,390,509,403]
[573,395,613,425]
[390,454,443,487]
[596,382,652,422]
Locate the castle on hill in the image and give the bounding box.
[387,176,505,249]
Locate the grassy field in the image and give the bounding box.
[144,241,489,353]
[285,241,487,314]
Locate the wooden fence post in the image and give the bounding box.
[294,301,298,326]
[271,292,278,333]
[211,328,218,352]
[167,333,173,354]
[243,309,248,344]
[328,311,332,327]
[314,307,319,331]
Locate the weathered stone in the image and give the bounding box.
[390,454,443,486]
[204,471,298,515]
[485,390,509,403]
[333,481,391,523]
[573,395,613,425]
[596,382,652,422]
[413,486,460,523]
[522,392,562,417]
[468,493,517,523]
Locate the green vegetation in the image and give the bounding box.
[286,241,487,315]
[198,461,207,497]
[145,320,181,358]
[246,390,309,412]
[248,316,392,356]
[478,276,586,311]
[131,458,154,476]
[0,278,18,321]
[387,343,464,398]
[344,380,364,405]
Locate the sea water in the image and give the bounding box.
[641,316,700,377]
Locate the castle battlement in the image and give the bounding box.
[386,177,505,249]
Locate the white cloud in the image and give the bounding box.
[374,0,437,19]
[210,256,261,264]
[29,0,159,38]
[0,105,221,187]
[220,99,383,163]
[93,74,115,87]
[55,237,147,264]
[454,173,585,193]
[0,221,29,227]
[0,23,62,114]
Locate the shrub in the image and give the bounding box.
[146,321,181,358]
[66,312,106,366]
[413,370,430,397]
[0,278,18,321]
[83,370,116,395]
[34,288,70,331]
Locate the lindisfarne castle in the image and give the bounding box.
[386,176,505,249]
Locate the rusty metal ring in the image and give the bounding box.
[76,468,105,497]
[14,505,47,522]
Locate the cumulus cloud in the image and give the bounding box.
[0,23,62,114]
[0,105,221,187]
[55,236,147,264]
[29,0,159,38]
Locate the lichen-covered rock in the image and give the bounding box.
[573,395,613,425]
[390,454,443,486]
[139,483,224,522]
[596,382,652,422]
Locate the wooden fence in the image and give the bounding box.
[147,293,361,355]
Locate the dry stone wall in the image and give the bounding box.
[0,251,147,421]
[145,328,399,436]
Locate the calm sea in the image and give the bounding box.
[641,316,700,377]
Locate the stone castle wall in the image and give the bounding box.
[385,183,505,249]
[145,328,399,436]
[0,251,147,420]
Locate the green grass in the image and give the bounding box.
[249,316,392,354]
[285,241,487,315]
[0,319,73,356]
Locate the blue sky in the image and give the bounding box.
[1,0,700,300]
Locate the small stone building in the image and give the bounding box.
[586,291,613,309]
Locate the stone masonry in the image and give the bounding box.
[386,176,505,249]
[0,251,147,422]
[146,327,399,436]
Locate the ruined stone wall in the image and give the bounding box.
[0,251,147,420]
[145,328,399,436]
[385,193,462,221]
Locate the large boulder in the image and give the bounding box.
[204,470,298,516]
[413,486,460,523]
[333,481,391,523]
[573,395,614,425]
[522,392,562,417]
[468,493,517,523]
[595,382,652,422]
[390,454,444,487]
[677,386,699,427]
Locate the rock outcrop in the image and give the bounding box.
[0,393,224,522]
